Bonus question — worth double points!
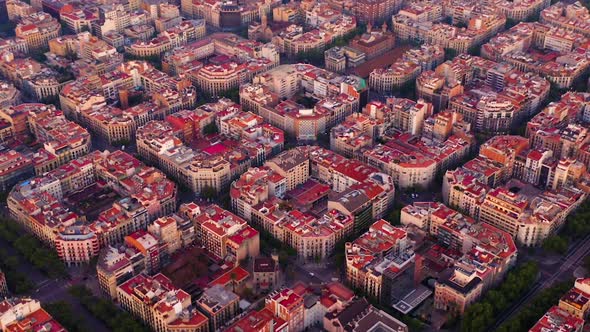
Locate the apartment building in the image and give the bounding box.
[345,220,414,303]
[0,298,66,331]
[136,120,231,194]
[324,298,408,332]
[15,11,61,51]
[264,148,310,191]
[8,150,176,264]
[353,0,404,24]
[0,81,21,108]
[482,22,590,89]
[191,62,248,96]
[0,149,34,192]
[196,285,240,332]
[434,268,483,315]
[529,306,584,332]
[330,113,378,158]
[0,103,91,173]
[183,203,260,262]
[496,0,550,21]
[54,226,100,267]
[541,2,590,37]
[97,245,147,300]
[253,256,280,291]
[369,44,444,94]
[59,4,96,33]
[225,308,288,331]
[6,0,35,20]
[265,288,305,332]
[117,274,209,332]
[558,278,590,319]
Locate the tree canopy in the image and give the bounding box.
[69,285,146,332]
[461,262,539,332]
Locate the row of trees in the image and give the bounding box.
[0,249,34,294]
[495,281,573,332]
[563,198,590,239]
[44,301,88,332]
[461,262,539,332]
[0,218,67,278]
[69,285,146,332]
[542,235,569,254]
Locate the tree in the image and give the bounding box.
[295,48,325,67]
[30,51,47,63]
[278,250,291,269]
[542,235,569,255]
[0,21,17,38]
[468,44,481,56]
[112,139,130,147]
[65,48,79,61]
[3,255,19,270]
[385,208,401,226]
[0,220,67,279]
[444,48,458,61]
[200,185,217,201]
[218,88,240,103]
[396,80,416,99]
[296,96,315,108]
[496,281,572,332]
[461,262,539,332]
[203,122,218,135]
[14,275,34,294]
[69,285,147,332]
[45,301,87,332]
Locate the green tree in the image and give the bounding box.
[542,235,569,255]
[385,208,401,226]
[200,185,217,200]
[3,255,19,270]
[461,262,539,332]
[218,88,240,103]
[69,285,147,332]
[0,21,17,37]
[45,301,87,332]
[444,48,458,61]
[203,122,219,135]
[278,250,291,269]
[496,281,572,332]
